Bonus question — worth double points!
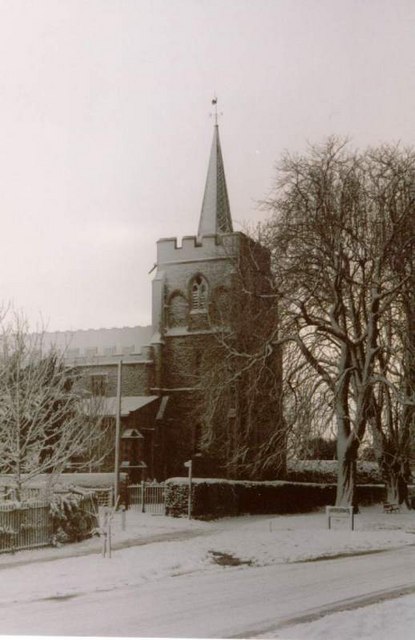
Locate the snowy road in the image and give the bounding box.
[2,544,415,637]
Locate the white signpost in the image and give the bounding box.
[184,459,192,519]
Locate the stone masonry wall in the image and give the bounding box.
[152,232,284,480]
[76,361,154,397]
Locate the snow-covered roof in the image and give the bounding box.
[41,326,153,359]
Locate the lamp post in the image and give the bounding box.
[114,359,122,507]
[184,459,193,519]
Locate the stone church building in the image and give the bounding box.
[47,121,283,481]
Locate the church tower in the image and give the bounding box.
[150,107,283,479]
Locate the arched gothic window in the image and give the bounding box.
[190,275,208,310]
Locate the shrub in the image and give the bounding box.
[50,487,98,544]
[299,437,337,460]
[286,460,382,484]
[164,480,189,517]
[235,481,336,515]
[192,481,238,517]
[165,478,238,518]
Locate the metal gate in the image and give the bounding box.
[127,483,165,515]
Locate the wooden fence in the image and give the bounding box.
[0,500,53,553]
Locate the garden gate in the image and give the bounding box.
[127,483,165,515]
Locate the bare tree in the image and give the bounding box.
[0,314,108,499]
[263,139,415,506]
[369,179,415,504]
[195,238,285,480]
[283,351,336,460]
[369,281,415,504]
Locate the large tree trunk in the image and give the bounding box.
[384,473,408,506]
[371,415,412,508]
[334,353,359,508]
[335,441,357,507]
[381,455,411,507]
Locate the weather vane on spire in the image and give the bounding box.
[210,96,223,126]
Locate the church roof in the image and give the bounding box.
[41,326,153,359]
[197,123,233,238]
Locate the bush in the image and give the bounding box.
[235,481,336,514]
[165,477,386,518]
[164,480,189,517]
[192,481,238,518]
[50,487,98,544]
[165,478,238,518]
[286,460,382,484]
[299,437,337,460]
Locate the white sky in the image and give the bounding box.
[1,0,414,331]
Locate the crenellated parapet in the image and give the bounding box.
[156,232,246,265]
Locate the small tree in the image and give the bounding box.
[0,314,108,499]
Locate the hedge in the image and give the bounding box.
[286,460,383,484]
[165,478,386,519]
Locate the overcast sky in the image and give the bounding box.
[1,0,414,331]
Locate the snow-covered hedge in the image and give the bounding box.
[165,478,385,518]
[165,478,238,518]
[286,460,383,484]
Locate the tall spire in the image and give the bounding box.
[197,98,233,238]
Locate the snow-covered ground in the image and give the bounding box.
[0,505,415,637]
[272,592,415,640]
